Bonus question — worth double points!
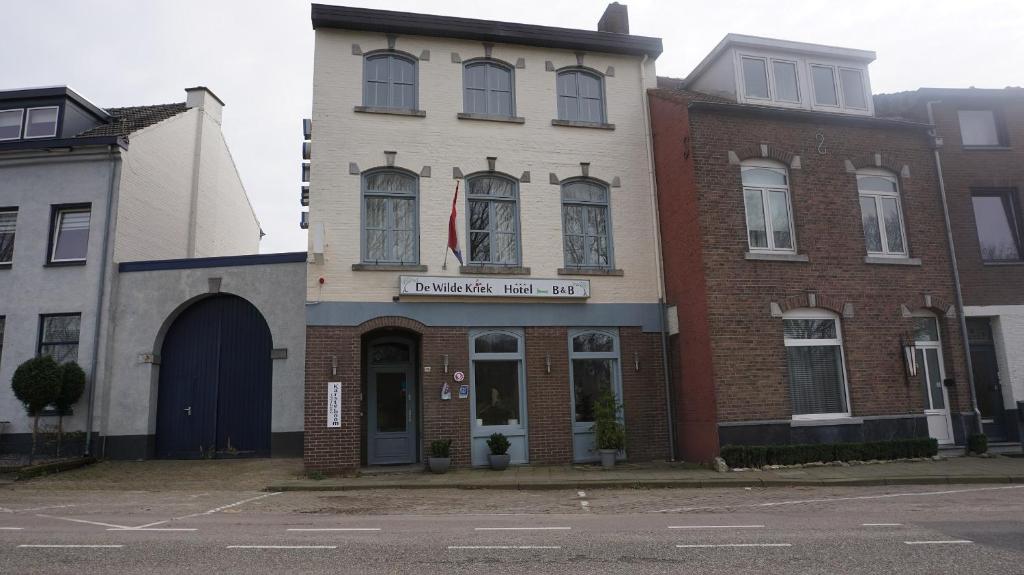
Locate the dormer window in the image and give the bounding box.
[24,106,59,138]
[810,64,867,111]
[740,56,800,104]
[0,109,24,141]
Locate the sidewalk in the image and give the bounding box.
[268,456,1024,491]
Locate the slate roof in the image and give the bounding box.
[77,102,189,137]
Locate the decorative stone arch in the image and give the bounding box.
[770,292,854,319]
[356,315,428,336]
[728,143,802,170]
[900,294,957,319]
[844,153,911,179]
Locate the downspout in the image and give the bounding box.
[926,100,984,436]
[84,146,121,456]
[639,53,676,460]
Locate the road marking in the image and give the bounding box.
[669,525,764,529]
[133,492,282,529]
[286,528,381,532]
[474,527,571,531]
[448,545,561,550]
[35,514,132,530]
[577,490,591,512]
[904,540,973,545]
[654,484,1024,513]
[18,540,123,544]
[863,523,903,527]
[0,527,25,530]
[676,543,792,548]
[228,545,337,549]
[17,504,76,513]
[106,528,198,532]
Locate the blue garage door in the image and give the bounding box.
[155,294,272,459]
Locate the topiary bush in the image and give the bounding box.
[967,433,988,455]
[719,438,938,468]
[11,356,61,463]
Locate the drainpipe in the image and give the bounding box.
[639,53,676,460]
[84,146,121,456]
[926,100,984,436]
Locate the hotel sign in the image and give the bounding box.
[399,276,590,299]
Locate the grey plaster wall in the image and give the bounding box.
[0,150,119,436]
[96,260,306,454]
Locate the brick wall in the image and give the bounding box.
[305,319,668,472]
[649,90,971,455]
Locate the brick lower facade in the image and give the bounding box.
[304,317,669,472]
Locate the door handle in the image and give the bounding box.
[184,406,192,416]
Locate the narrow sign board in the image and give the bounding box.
[327,382,342,427]
[399,276,590,299]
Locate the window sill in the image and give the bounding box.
[0,263,10,270]
[353,106,426,117]
[864,256,922,266]
[790,417,863,427]
[460,265,531,275]
[558,267,624,276]
[551,119,615,130]
[982,260,1024,266]
[745,252,809,263]
[352,263,427,272]
[44,260,87,268]
[457,113,525,124]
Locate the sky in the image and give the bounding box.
[2,0,1021,254]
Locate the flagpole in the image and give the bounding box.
[443,179,461,271]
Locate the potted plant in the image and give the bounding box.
[486,432,511,470]
[594,387,625,469]
[428,439,452,474]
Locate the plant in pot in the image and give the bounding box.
[594,387,625,469]
[486,432,512,470]
[428,439,452,474]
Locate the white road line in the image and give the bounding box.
[18,540,123,544]
[676,543,792,548]
[35,514,132,530]
[669,525,764,529]
[133,492,282,529]
[286,528,381,532]
[653,484,1024,513]
[17,504,76,513]
[474,527,571,531]
[577,491,587,498]
[863,523,903,527]
[0,527,25,530]
[227,545,337,549]
[448,545,562,550]
[904,540,973,545]
[106,528,198,532]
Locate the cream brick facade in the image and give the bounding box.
[308,30,661,305]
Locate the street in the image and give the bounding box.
[2,475,1024,574]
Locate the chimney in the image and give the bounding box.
[598,2,629,34]
[185,86,224,124]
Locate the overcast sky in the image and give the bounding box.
[3,1,1020,253]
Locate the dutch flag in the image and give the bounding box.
[448,181,464,265]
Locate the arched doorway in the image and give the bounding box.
[364,334,418,465]
[155,294,273,458]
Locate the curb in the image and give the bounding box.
[265,475,1024,492]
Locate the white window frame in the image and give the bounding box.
[741,159,797,254]
[737,53,803,108]
[838,67,868,110]
[0,208,17,265]
[857,169,908,258]
[0,108,24,141]
[809,64,841,109]
[784,308,852,420]
[469,328,527,434]
[740,56,771,101]
[50,207,91,263]
[770,58,801,104]
[957,110,1003,147]
[808,63,870,113]
[23,106,59,139]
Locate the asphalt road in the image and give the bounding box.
[2,483,1023,574]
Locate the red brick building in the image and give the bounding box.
[649,35,973,461]
[876,88,1024,444]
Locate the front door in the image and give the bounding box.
[914,316,953,445]
[968,318,1008,441]
[569,329,623,463]
[366,339,417,465]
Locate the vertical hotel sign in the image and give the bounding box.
[327,382,342,427]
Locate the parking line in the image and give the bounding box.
[19,544,124,549]
[287,528,381,532]
[106,528,198,532]
[449,545,561,550]
[676,543,792,548]
[474,527,571,531]
[0,527,25,530]
[863,523,903,527]
[35,514,132,530]
[669,525,764,529]
[904,540,973,545]
[227,545,337,549]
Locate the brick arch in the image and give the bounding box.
[733,143,797,167]
[356,315,428,336]
[846,153,906,176]
[901,294,957,319]
[777,292,845,316]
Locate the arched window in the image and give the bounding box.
[561,179,612,269]
[464,60,514,117]
[362,169,418,264]
[363,52,417,110]
[857,169,907,257]
[466,173,520,265]
[556,69,605,123]
[783,308,850,418]
[470,329,525,428]
[741,159,795,252]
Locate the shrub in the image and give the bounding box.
[11,356,61,464]
[594,387,625,451]
[967,433,988,455]
[430,439,452,458]
[486,432,510,456]
[719,438,938,468]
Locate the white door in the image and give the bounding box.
[914,317,954,445]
